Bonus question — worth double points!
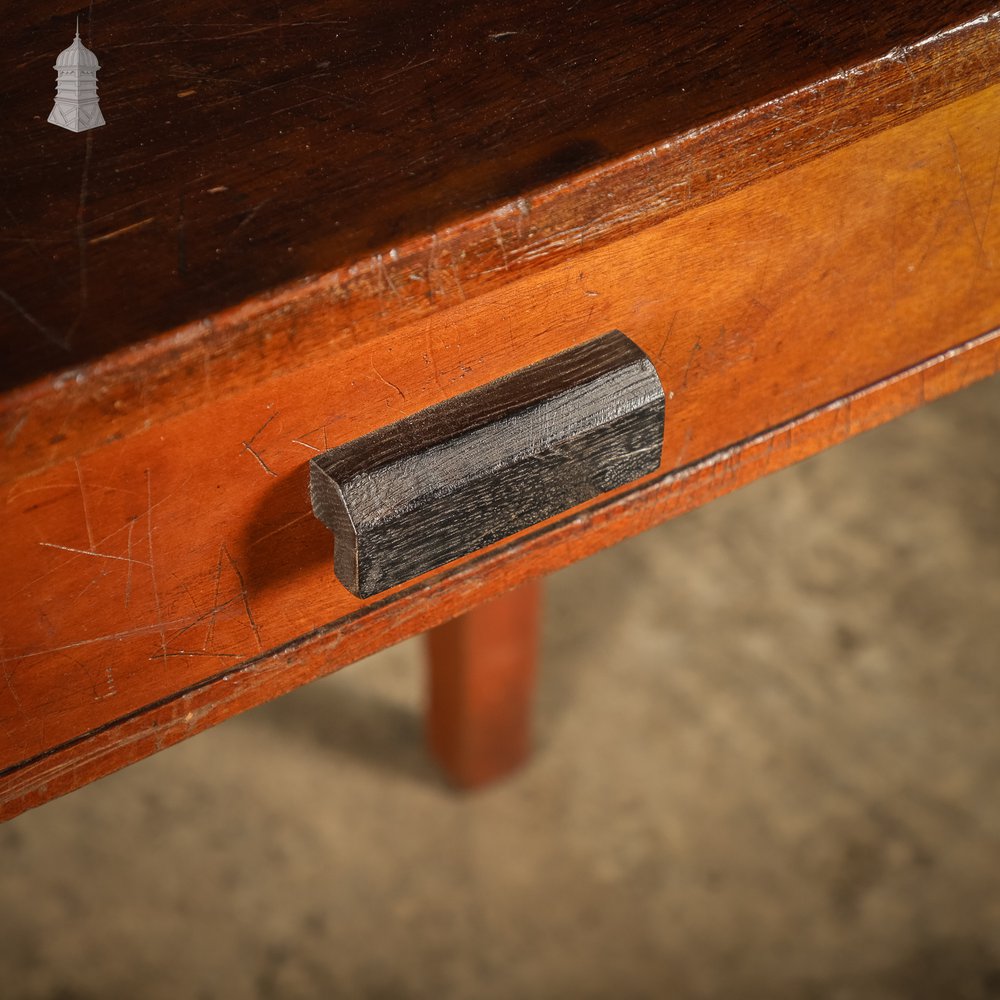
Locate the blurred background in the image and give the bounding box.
[1,375,998,1000]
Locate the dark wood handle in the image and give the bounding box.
[309,330,664,597]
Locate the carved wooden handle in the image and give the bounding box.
[309,330,664,597]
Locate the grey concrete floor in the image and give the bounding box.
[2,376,999,1000]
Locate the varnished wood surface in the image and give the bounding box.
[2,2,1000,474]
[2,1,1000,818]
[1,76,999,818]
[3,326,997,820]
[427,580,541,789]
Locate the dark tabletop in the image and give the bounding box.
[1,0,992,390]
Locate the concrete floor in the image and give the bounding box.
[2,375,999,1000]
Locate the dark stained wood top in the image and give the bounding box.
[2,0,998,401]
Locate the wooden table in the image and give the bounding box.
[2,1,998,821]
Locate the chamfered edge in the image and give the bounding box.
[309,461,362,596]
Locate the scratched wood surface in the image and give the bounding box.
[2,1,1000,476]
[2,72,999,818]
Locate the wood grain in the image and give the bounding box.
[2,2,999,475]
[310,331,664,596]
[0,29,998,818]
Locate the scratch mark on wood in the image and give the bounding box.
[947,130,987,256]
[156,650,243,660]
[370,53,434,90]
[6,480,76,505]
[38,541,148,567]
[223,544,262,651]
[0,288,69,350]
[233,199,272,235]
[204,546,226,651]
[911,202,952,273]
[9,505,155,601]
[242,412,279,477]
[3,413,28,447]
[88,217,156,245]
[249,512,312,548]
[674,425,695,466]
[72,573,106,603]
[247,412,278,444]
[2,651,26,719]
[448,260,468,301]
[145,469,168,664]
[681,337,702,387]
[894,47,919,85]
[173,580,202,621]
[170,598,242,648]
[425,233,441,304]
[159,551,252,657]
[4,620,192,663]
[375,254,402,301]
[425,326,445,389]
[490,221,510,270]
[166,602,242,652]
[370,356,405,403]
[125,516,137,607]
[657,310,679,360]
[291,419,336,453]
[74,458,95,550]
[100,665,117,700]
[104,26,272,48]
[242,441,278,477]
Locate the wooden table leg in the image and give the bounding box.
[425,578,542,789]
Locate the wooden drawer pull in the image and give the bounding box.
[309,330,664,597]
